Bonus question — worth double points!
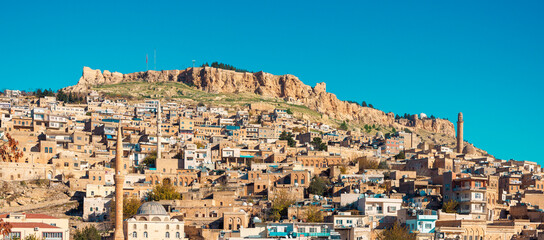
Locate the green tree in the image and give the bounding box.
[308,176,328,196]
[279,132,296,147]
[304,205,324,223]
[363,124,372,133]
[376,222,416,240]
[339,121,348,131]
[311,137,327,151]
[73,225,101,240]
[110,197,142,221]
[269,190,296,221]
[286,108,293,115]
[141,151,157,168]
[362,101,368,107]
[148,182,181,201]
[442,200,459,213]
[208,61,251,73]
[395,151,406,160]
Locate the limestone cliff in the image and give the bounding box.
[65,66,455,136]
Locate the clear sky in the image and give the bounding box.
[1,1,543,163]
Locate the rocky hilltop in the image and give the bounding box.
[65,66,455,136]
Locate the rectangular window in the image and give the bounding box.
[42,232,63,238]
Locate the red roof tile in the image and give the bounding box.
[8,222,59,229]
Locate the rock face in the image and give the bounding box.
[65,66,455,136]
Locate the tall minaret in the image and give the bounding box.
[457,112,464,153]
[157,101,162,160]
[114,124,125,240]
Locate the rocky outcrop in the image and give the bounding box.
[65,66,455,136]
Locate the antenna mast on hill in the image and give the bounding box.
[192,60,196,69]
[154,49,157,71]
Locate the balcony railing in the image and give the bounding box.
[453,186,486,191]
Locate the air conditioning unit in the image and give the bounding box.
[34,227,39,231]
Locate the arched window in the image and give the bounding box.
[133,224,137,229]
[144,224,147,230]
[166,224,170,230]
[143,232,148,238]
[132,232,137,237]
[165,232,170,238]
[176,232,180,238]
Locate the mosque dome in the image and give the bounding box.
[136,202,168,216]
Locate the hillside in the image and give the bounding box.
[65,66,455,137]
[93,81,328,124]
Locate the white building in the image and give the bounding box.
[125,202,185,240]
[0,212,69,240]
[357,195,403,229]
[182,144,211,170]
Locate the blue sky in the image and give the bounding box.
[1,1,542,163]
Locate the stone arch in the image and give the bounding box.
[163,178,172,185]
[151,216,162,221]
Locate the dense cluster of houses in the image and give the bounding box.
[0,90,543,240]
